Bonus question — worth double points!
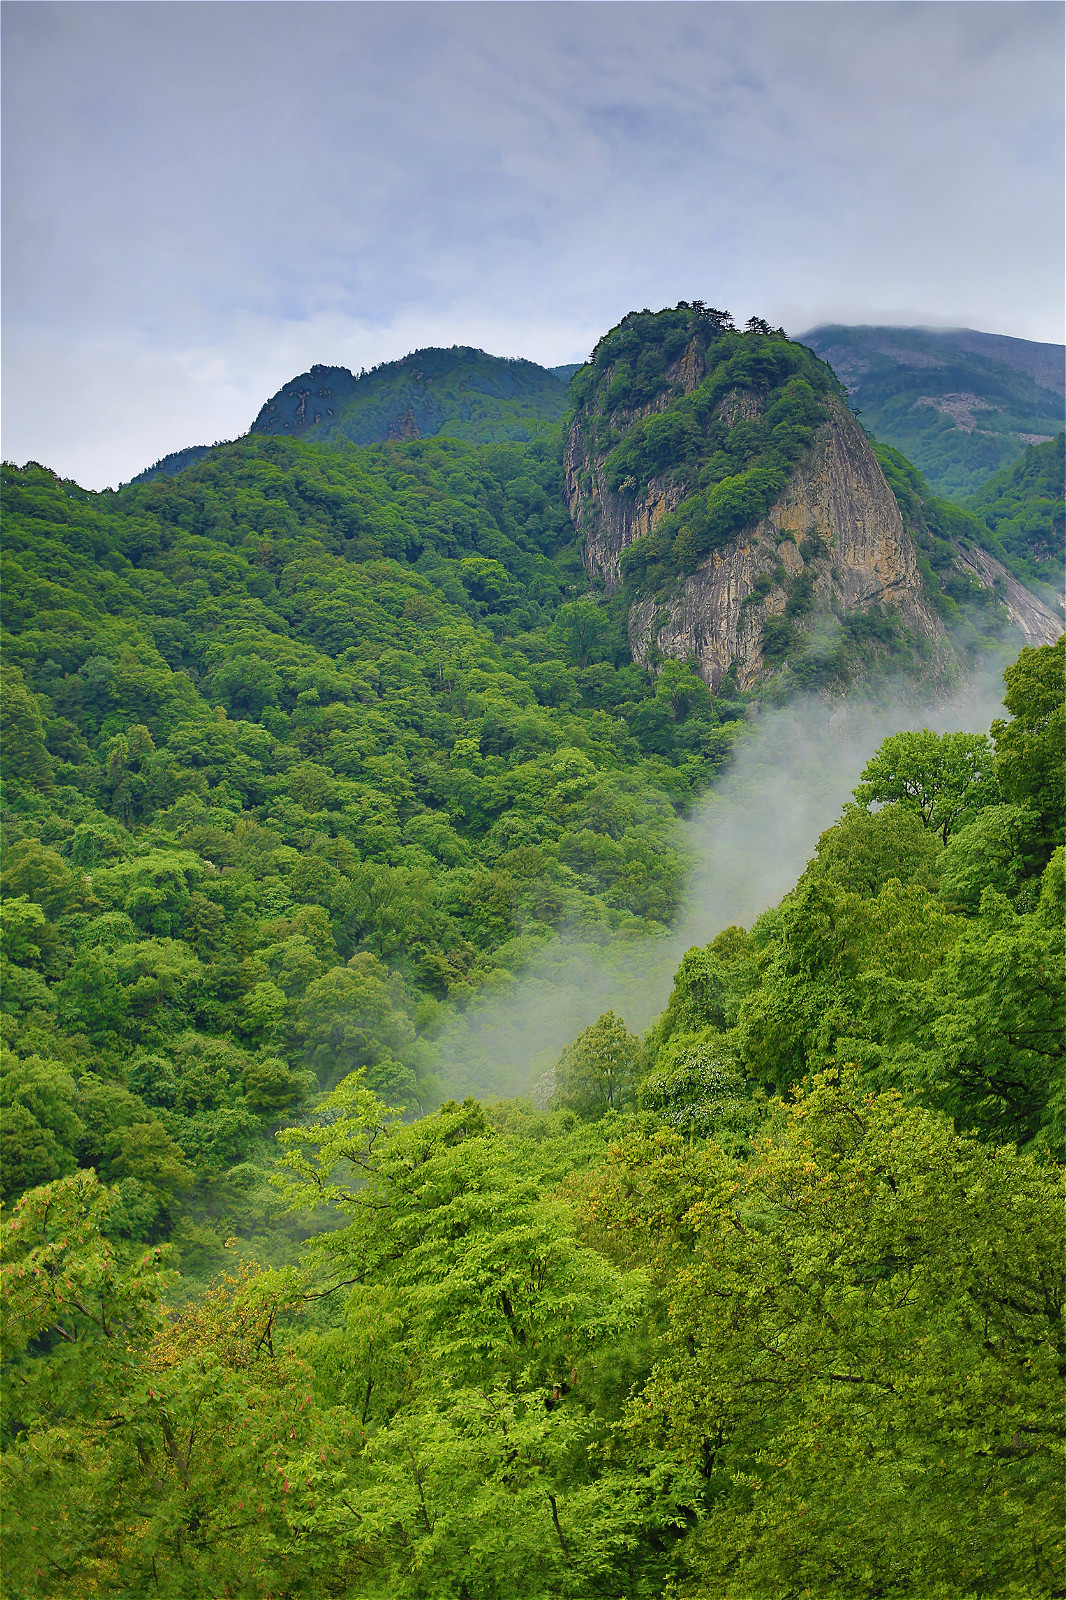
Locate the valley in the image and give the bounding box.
[2,305,1063,1600]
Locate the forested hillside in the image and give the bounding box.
[2,637,1062,1599]
[1,433,746,1274]
[801,323,1064,499]
[251,348,572,450]
[964,431,1065,592]
[2,308,1063,1598]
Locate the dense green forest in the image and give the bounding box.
[964,432,1066,592]
[0,431,748,1276]
[1,314,1063,1597]
[800,324,1064,499]
[2,636,1062,1598]
[250,348,573,452]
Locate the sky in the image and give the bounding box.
[3,0,1064,489]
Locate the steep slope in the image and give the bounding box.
[250,346,571,448]
[963,432,1064,593]
[800,324,1064,499]
[565,307,951,694]
[126,442,215,485]
[871,441,1063,652]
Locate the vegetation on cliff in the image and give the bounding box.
[567,309,843,590]
[964,431,1065,592]
[567,308,1054,694]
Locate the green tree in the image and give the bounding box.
[938,803,1030,910]
[623,1072,1065,1599]
[552,1010,641,1117]
[1,1173,351,1599]
[853,727,999,843]
[546,600,612,668]
[991,634,1065,861]
[903,853,1065,1153]
[0,666,53,792]
[297,952,418,1101]
[0,1052,83,1200]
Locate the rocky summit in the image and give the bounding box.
[565,308,1061,695]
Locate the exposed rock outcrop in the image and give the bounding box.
[565,338,706,588]
[569,390,947,692]
[950,541,1062,649]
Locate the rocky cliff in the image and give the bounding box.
[624,399,946,691]
[565,315,949,693]
[564,337,707,589]
[949,539,1062,649]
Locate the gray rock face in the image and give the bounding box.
[569,389,947,692]
[950,541,1063,649]
[564,338,707,591]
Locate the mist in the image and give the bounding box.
[427,662,1012,1103]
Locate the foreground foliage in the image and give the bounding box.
[2,1069,1061,1598]
[2,638,1063,1597]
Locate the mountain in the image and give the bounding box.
[126,442,215,485]
[249,345,573,449]
[3,306,1063,1598]
[963,431,1065,593]
[123,310,1061,702]
[564,308,1058,701]
[800,324,1064,500]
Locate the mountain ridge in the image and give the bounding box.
[800,323,1064,499]
[250,345,572,450]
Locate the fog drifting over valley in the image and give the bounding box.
[430,662,1012,1103]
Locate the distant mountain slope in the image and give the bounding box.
[964,432,1065,594]
[250,346,572,449]
[126,442,215,485]
[800,324,1064,500]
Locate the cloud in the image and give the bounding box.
[3,1,1063,485]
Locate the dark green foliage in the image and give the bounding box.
[550,1009,641,1117]
[991,634,1065,862]
[0,431,746,1265]
[2,319,1063,1597]
[250,346,573,452]
[2,635,1062,1599]
[802,324,1064,498]
[965,432,1065,589]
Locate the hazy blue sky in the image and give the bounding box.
[3,0,1063,488]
